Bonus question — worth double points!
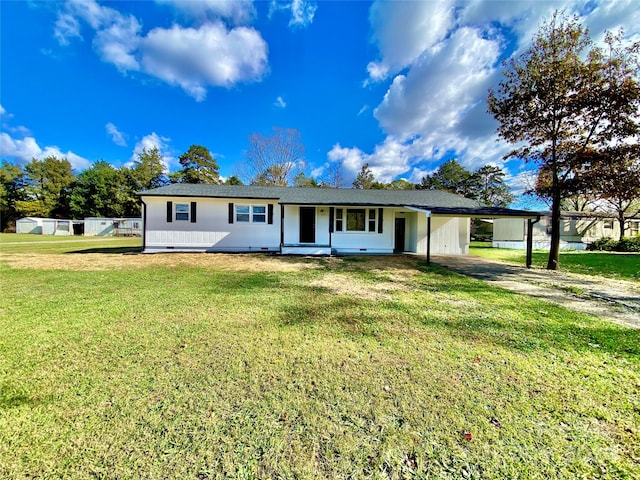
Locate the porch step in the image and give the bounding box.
[281,244,332,255]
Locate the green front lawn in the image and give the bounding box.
[1,241,638,478]
[0,233,142,255]
[470,242,640,282]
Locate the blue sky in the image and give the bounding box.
[1,0,638,205]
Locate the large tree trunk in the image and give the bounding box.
[618,211,626,241]
[547,192,561,270]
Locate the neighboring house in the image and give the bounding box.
[16,217,73,236]
[84,217,143,237]
[493,212,640,250]
[140,185,536,257]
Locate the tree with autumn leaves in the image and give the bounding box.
[489,13,640,270]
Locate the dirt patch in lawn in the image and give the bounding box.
[0,251,421,275]
[309,272,412,301]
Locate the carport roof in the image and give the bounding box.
[140,184,539,217]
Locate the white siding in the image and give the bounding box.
[283,206,330,245]
[416,215,470,255]
[143,196,280,252]
[42,219,73,236]
[493,218,525,241]
[16,218,43,234]
[84,218,116,236]
[331,207,394,254]
[427,217,469,255]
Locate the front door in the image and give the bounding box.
[299,207,316,243]
[394,218,406,253]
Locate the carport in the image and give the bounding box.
[422,206,542,268]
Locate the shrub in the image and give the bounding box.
[587,237,617,251]
[616,236,640,252]
[587,236,640,252]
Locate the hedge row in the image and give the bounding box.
[587,236,640,252]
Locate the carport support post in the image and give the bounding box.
[526,218,533,268]
[426,213,431,265]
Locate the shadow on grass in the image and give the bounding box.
[67,246,143,254]
[275,263,640,359]
[422,278,640,358]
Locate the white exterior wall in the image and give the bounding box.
[84,218,142,236]
[284,206,394,253]
[331,207,394,254]
[16,218,43,234]
[429,216,469,255]
[85,218,116,236]
[415,215,469,255]
[143,196,280,252]
[42,219,72,235]
[493,218,525,241]
[492,217,624,250]
[393,211,418,252]
[282,206,330,245]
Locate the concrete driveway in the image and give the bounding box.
[431,255,640,329]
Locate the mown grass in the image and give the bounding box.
[0,233,142,254]
[470,241,640,282]
[1,239,639,479]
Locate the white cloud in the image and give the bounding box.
[274,96,287,108]
[327,137,411,183]
[54,13,82,45]
[129,132,173,170]
[348,0,640,191]
[54,0,269,100]
[0,104,5,115]
[141,22,267,99]
[367,0,454,81]
[0,132,90,171]
[157,0,256,25]
[269,0,317,29]
[374,27,500,138]
[105,122,127,146]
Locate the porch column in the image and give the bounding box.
[526,218,533,268]
[426,214,432,265]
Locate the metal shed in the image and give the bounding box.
[16,217,44,234]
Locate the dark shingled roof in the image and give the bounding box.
[140,184,538,217]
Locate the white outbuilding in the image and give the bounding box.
[16,217,73,235]
[83,217,142,236]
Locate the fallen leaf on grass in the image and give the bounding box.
[404,453,417,469]
[463,431,473,441]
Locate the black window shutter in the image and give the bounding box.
[166,201,173,223]
[190,202,197,223]
[329,207,334,233]
[228,203,234,224]
[378,208,383,233]
[268,204,274,224]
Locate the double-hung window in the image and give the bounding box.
[236,204,267,223]
[175,203,190,221]
[334,208,378,232]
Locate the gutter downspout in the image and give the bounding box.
[280,204,285,255]
[140,198,147,253]
[526,215,541,268]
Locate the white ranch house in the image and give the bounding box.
[140,185,537,261]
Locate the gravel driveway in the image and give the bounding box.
[432,255,640,329]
